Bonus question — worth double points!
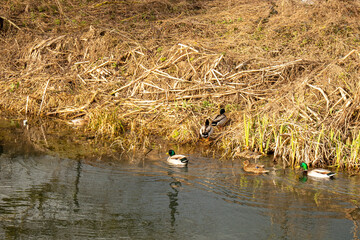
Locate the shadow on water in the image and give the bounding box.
[1,119,360,239]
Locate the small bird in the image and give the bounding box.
[199,119,213,139]
[243,160,269,174]
[300,162,335,179]
[212,108,228,127]
[167,150,188,166]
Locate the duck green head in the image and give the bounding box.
[300,162,308,171]
[220,108,225,114]
[168,149,175,156]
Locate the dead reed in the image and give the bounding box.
[1,0,360,169]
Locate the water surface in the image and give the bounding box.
[0,120,360,239]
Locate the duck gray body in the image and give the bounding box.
[212,109,228,127]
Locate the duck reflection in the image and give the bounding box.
[299,175,308,183]
[73,160,82,212]
[0,143,3,156]
[168,179,181,228]
[167,166,186,229]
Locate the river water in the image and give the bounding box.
[0,120,360,239]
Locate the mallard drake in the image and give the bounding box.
[212,108,228,127]
[300,162,335,179]
[199,119,213,139]
[167,150,188,166]
[243,160,269,174]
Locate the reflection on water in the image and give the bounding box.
[168,178,181,229]
[0,121,360,239]
[73,160,81,212]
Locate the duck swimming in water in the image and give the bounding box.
[167,150,188,166]
[243,160,269,174]
[300,162,335,179]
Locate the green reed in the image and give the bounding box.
[243,114,252,149]
[256,115,269,154]
[350,131,360,168]
[335,133,343,166]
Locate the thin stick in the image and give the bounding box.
[111,68,154,95]
[86,60,110,74]
[142,82,165,91]
[25,95,29,117]
[77,74,87,84]
[74,61,90,65]
[178,43,199,53]
[154,69,187,82]
[339,49,357,62]
[211,69,222,86]
[0,16,21,30]
[307,84,330,110]
[213,55,223,69]
[228,59,303,79]
[38,79,50,116]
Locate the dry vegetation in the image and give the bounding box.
[1,0,360,168]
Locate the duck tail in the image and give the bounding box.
[327,172,336,178]
[180,158,188,164]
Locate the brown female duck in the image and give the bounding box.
[243,160,269,174]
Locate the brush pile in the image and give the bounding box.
[1,0,360,168]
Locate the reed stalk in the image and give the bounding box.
[243,114,251,149]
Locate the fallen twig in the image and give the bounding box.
[38,79,50,116]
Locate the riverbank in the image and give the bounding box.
[1,0,360,169]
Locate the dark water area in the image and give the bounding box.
[1,119,360,239]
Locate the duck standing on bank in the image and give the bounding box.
[167,150,189,166]
[212,108,228,127]
[200,119,213,139]
[300,162,336,179]
[243,160,269,174]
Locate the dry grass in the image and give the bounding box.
[1,0,360,168]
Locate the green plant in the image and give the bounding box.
[243,114,251,149]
